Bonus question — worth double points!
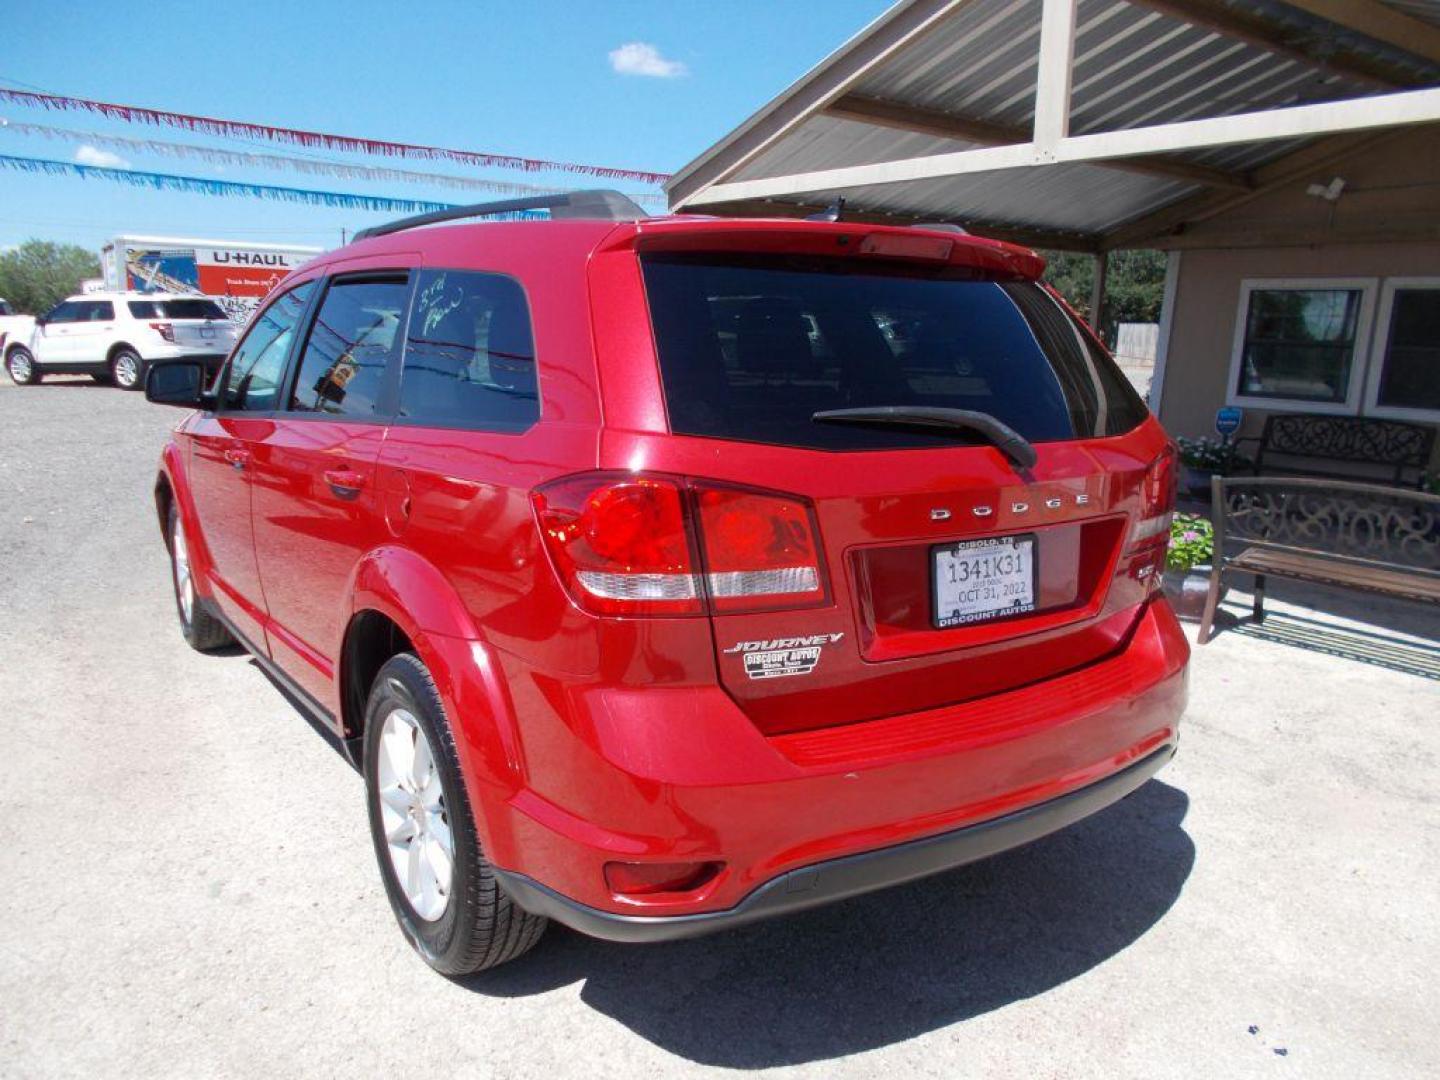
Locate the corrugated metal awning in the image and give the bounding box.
[668,0,1440,250]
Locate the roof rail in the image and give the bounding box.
[352,189,648,241]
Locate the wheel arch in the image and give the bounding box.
[153,444,218,596]
[154,471,175,552]
[107,341,141,363]
[339,609,417,744]
[345,547,527,808]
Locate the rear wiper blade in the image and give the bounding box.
[811,406,1038,469]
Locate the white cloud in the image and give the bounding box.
[74,144,130,169]
[608,42,687,78]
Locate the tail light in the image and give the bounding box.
[694,486,826,612]
[1126,445,1178,592]
[1129,446,1176,544]
[149,321,176,343]
[532,473,829,617]
[532,476,702,616]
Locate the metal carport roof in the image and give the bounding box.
[667,0,1440,251]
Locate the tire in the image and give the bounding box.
[6,347,39,385]
[168,502,234,652]
[364,653,547,974]
[111,348,145,390]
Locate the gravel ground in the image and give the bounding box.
[1,377,1437,1079]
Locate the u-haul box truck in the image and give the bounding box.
[100,236,324,323]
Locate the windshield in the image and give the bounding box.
[641,254,1148,451]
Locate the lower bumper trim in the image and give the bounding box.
[494,743,1176,943]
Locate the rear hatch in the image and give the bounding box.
[131,296,237,351]
[636,241,1172,736]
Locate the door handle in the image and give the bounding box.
[223,448,250,470]
[324,469,366,500]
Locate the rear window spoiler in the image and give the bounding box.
[600,219,1045,279]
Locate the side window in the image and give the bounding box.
[81,301,116,322]
[222,282,316,411]
[128,300,160,319]
[289,277,408,417]
[398,269,538,430]
[44,301,79,324]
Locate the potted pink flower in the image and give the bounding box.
[1162,513,1221,619]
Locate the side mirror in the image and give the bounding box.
[34,316,47,327]
[145,360,214,409]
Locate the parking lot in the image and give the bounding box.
[1,377,1437,1079]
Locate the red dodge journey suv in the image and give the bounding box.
[147,191,1188,974]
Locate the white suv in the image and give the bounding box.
[3,292,238,390]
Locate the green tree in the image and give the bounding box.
[1040,248,1167,345]
[0,240,102,314]
[1040,249,1095,320]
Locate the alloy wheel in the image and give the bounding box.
[375,707,454,921]
[114,353,140,388]
[172,520,194,625]
[8,352,32,383]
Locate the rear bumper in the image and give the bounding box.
[475,598,1189,934]
[494,742,1174,942]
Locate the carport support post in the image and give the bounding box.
[1089,251,1108,344]
[1033,0,1078,159]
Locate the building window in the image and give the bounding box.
[1364,278,1440,421]
[1227,279,1376,414]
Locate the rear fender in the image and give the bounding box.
[349,547,527,848]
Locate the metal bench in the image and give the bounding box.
[1198,476,1440,645]
[1235,413,1434,489]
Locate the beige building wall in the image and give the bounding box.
[1152,127,1440,457]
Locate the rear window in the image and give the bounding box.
[641,254,1148,450]
[127,298,227,320]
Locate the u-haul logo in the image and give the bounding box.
[723,633,844,680]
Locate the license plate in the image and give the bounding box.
[932,534,1037,628]
[200,326,216,340]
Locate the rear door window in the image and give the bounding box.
[72,301,115,322]
[289,277,409,418]
[397,269,538,430]
[641,254,1147,450]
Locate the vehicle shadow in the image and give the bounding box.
[461,779,1193,1068]
[231,645,1192,1064]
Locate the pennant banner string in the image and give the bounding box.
[0,152,560,218]
[0,88,671,185]
[0,118,665,204]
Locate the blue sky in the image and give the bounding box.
[0,0,890,254]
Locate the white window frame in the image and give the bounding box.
[1362,276,1440,423]
[1226,277,1377,416]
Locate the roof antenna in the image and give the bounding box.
[806,196,846,222]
